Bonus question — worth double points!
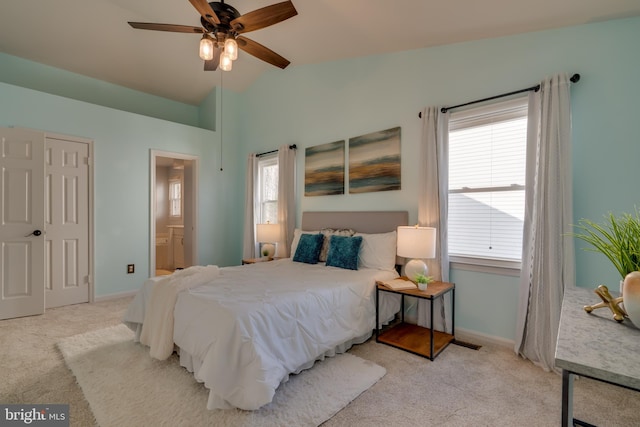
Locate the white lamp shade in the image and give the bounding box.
[256,223,280,243]
[397,226,437,259]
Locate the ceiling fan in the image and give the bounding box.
[128,0,297,71]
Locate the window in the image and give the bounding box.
[257,155,278,224]
[447,97,528,269]
[169,179,182,217]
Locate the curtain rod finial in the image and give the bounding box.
[570,73,580,83]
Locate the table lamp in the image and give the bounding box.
[256,222,280,259]
[397,225,437,280]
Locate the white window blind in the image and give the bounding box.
[448,97,528,264]
[257,155,278,224]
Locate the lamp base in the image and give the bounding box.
[261,243,275,258]
[403,259,428,281]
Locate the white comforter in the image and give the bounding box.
[139,265,220,359]
[124,259,399,410]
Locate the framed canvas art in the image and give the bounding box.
[349,127,401,194]
[304,140,345,196]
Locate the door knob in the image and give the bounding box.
[25,229,43,237]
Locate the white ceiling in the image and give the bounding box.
[1,1,639,105]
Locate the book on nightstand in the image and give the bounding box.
[380,278,417,291]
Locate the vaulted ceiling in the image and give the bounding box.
[1,1,639,105]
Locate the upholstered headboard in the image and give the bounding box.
[301,211,408,234]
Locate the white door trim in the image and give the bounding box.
[150,150,199,276]
[45,132,95,304]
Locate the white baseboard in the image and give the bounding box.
[455,327,515,349]
[94,290,137,302]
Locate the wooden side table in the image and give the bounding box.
[376,278,455,360]
[241,257,273,265]
[241,257,286,265]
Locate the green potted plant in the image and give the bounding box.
[414,273,434,291]
[571,209,640,282]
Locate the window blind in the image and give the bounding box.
[257,155,278,224]
[448,97,528,262]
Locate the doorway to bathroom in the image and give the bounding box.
[150,150,199,277]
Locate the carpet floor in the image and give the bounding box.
[1,296,639,426]
[57,324,385,427]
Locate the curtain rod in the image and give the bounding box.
[418,73,581,117]
[256,144,297,157]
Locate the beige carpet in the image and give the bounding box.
[57,324,386,427]
[1,296,640,426]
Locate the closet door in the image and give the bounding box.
[44,136,90,308]
[0,127,45,320]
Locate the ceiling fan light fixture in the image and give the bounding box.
[224,37,238,61]
[199,34,214,61]
[220,52,233,71]
[128,0,298,71]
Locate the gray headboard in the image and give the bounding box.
[301,211,408,234]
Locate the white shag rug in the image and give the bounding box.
[58,324,386,427]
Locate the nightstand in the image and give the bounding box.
[242,257,286,265]
[241,257,273,265]
[375,278,455,360]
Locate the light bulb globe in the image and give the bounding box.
[224,38,238,60]
[220,53,233,71]
[199,36,214,61]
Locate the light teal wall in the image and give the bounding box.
[198,87,217,131]
[240,16,640,341]
[450,269,518,341]
[0,52,216,130]
[0,82,243,297]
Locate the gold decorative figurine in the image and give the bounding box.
[584,285,627,322]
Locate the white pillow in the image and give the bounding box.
[355,231,397,271]
[290,228,319,256]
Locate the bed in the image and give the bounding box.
[123,210,408,410]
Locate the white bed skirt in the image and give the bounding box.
[177,328,374,409]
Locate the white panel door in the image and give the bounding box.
[44,136,90,308]
[0,127,45,320]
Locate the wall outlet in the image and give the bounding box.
[127,264,135,274]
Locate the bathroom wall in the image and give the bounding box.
[155,165,170,234]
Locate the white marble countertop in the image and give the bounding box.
[555,286,640,390]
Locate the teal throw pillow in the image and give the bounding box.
[325,235,363,270]
[293,233,324,264]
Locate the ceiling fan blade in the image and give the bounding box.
[204,47,222,71]
[237,36,290,69]
[189,0,221,26]
[128,22,204,33]
[231,1,297,34]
